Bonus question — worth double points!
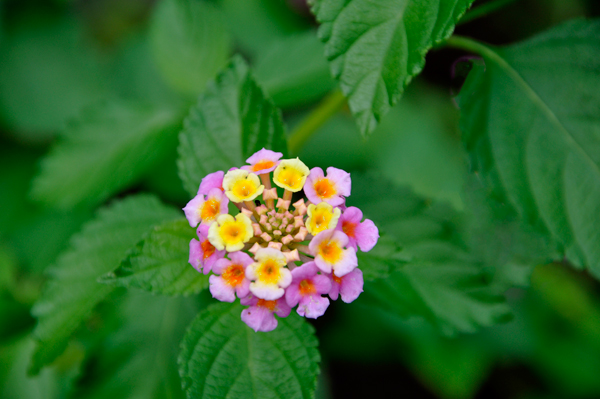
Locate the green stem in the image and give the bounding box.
[288,89,347,155]
[459,0,520,25]
[445,35,498,58]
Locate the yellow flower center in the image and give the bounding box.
[314,178,336,199]
[221,220,247,246]
[277,168,304,190]
[306,203,340,236]
[256,259,282,285]
[232,179,258,200]
[222,264,245,287]
[318,239,343,264]
[299,279,316,295]
[200,198,220,222]
[253,160,275,172]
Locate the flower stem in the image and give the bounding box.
[288,89,347,155]
[458,0,521,25]
[444,35,497,58]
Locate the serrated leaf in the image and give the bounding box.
[150,0,231,96]
[457,20,600,277]
[178,56,288,196]
[76,292,200,399]
[179,302,320,399]
[365,244,512,335]
[102,218,208,296]
[254,31,336,108]
[350,173,511,333]
[30,195,180,375]
[31,101,183,209]
[310,0,474,135]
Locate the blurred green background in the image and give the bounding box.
[1,0,600,398]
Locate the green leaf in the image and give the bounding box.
[31,101,183,209]
[0,12,109,138]
[356,235,407,281]
[102,219,208,296]
[76,292,200,399]
[218,0,310,55]
[150,0,231,96]
[178,56,288,196]
[179,302,320,399]
[0,337,82,399]
[309,0,474,136]
[456,20,600,276]
[350,173,511,333]
[365,244,512,334]
[30,195,180,375]
[254,31,336,108]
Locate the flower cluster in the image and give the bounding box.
[184,149,379,332]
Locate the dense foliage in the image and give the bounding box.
[1,0,599,398]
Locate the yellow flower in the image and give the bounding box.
[306,202,341,236]
[223,169,264,203]
[208,213,253,251]
[273,158,309,192]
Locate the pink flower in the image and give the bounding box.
[240,295,291,332]
[198,171,224,195]
[329,268,364,303]
[188,224,225,275]
[183,188,229,227]
[309,229,357,277]
[241,148,283,175]
[285,262,331,319]
[304,167,351,207]
[335,207,379,252]
[209,251,253,302]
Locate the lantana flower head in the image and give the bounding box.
[184,148,379,332]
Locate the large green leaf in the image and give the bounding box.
[76,292,200,399]
[31,101,182,209]
[179,302,320,399]
[365,243,512,334]
[0,13,109,138]
[350,173,511,334]
[150,0,231,96]
[102,218,208,296]
[178,56,288,196]
[309,0,474,136]
[456,20,600,276]
[254,31,336,108]
[30,195,180,374]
